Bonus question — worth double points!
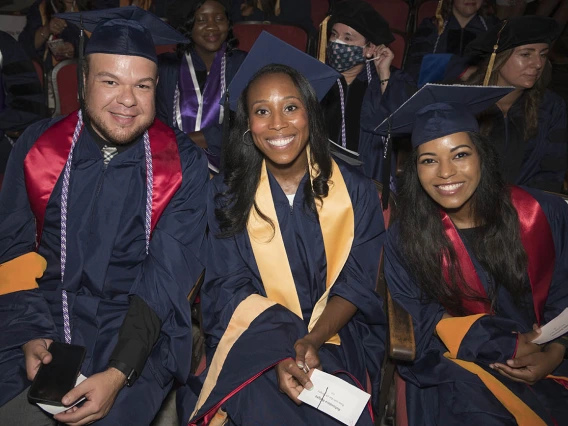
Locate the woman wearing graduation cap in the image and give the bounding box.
[380,84,568,425]
[319,0,415,184]
[462,16,567,193]
[183,32,386,426]
[158,0,246,170]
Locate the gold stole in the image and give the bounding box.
[246,153,354,345]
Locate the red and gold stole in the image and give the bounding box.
[0,111,182,296]
[246,149,355,345]
[437,186,561,426]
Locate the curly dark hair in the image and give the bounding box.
[214,64,333,238]
[463,49,551,140]
[395,132,529,315]
[175,0,238,57]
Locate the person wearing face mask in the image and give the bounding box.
[158,0,246,171]
[320,0,415,184]
[462,16,567,193]
[405,0,500,84]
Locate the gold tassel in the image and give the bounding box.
[318,15,331,63]
[483,21,508,86]
[435,0,445,35]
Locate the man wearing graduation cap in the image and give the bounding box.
[0,6,208,425]
[183,32,386,426]
[379,84,568,425]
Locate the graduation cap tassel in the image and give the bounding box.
[317,15,331,63]
[483,21,507,87]
[221,89,230,164]
[435,0,445,36]
[381,122,392,211]
[77,16,86,115]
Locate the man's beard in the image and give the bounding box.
[84,100,155,145]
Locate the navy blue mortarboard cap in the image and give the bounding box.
[56,6,189,63]
[375,84,514,148]
[226,31,340,111]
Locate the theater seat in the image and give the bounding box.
[311,0,330,28]
[365,0,410,33]
[233,22,310,53]
[52,59,79,117]
[389,31,407,69]
[415,0,438,31]
[373,180,416,426]
[155,44,176,56]
[32,59,44,89]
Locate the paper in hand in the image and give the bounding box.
[38,374,87,415]
[298,369,371,426]
[531,308,568,345]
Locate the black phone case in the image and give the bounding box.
[27,342,86,406]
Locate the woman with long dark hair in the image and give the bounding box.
[182,35,386,425]
[462,16,567,192]
[381,85,568,425]
[157,0,246,169]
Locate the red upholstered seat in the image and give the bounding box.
[52,59,79,116]
[365,0,410,33]
[415,0,439,31]
[232,22,309,53]
[389,31,407,69]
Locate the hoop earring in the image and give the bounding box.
[243,129,252,146]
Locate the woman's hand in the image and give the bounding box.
[275,358,314,405]
[48,17,67,36]
[512,325,542,359]
[364,44,394,80]
[294,336,322,372]
[491,343,565,385]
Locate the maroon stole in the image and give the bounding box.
[440,186,555,324]
[23,111,183,245]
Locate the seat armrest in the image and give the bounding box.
[387,288,416,362]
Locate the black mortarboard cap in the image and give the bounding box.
[374,84,513,209]
[56,6,189,63]
[465,16,561,58]
[226,31,340,111]
[328,0,395,46]
[375,84,514,147]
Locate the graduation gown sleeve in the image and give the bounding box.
[0,120,60,404]
[404,18,438,82]
[127,129,209,384]
[384,227,517,369]
[200,177,260,350]
[0,31,48,137]
[358,69,416,181]
[522,92,567,192]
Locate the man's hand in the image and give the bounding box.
[53,368,126,426]
[22,339,53,381]
[275,358,314,405]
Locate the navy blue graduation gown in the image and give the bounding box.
[0,116,208,420]
[180,160,387,425]
[156,49,247,157]
[358,68,416,183]
[482,90,567,192]
[384,188,568,425]
[405,14,500,82]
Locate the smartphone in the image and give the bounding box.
[28,342,86,406]
[46,39,65,57]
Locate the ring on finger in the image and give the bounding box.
[302,365,310,374]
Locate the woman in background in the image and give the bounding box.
[159,0,246,168]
